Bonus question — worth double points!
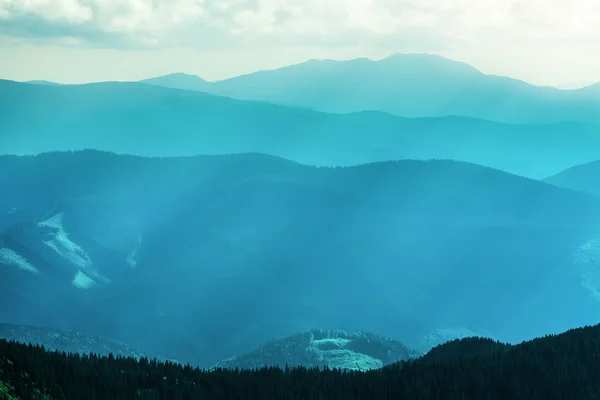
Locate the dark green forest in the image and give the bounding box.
[2,323,600,399]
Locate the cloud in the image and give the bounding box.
[1,0,600,50]
[1,0,93,23]
[0,0,207,47]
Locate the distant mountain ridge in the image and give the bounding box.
[2,78,600,178]
[140,53,600,125]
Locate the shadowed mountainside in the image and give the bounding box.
[1,151,600,367]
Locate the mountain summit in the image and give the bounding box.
[141,53,600,125]
[140,72,211,92]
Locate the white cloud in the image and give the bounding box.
[89,0,205,33]
[0,0,93,23]
[221,0,600,43]
[1,0,600,49]
[0,0,205,46]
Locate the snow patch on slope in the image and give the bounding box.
[37,212,110,288]
[38,212,91,269]
[0,248,39,274]
[307,336,382,370]
[72,270,97,289]
[126,235,142,268]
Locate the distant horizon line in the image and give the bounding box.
[9,52,599,90]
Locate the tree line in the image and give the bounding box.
[2,323,600,399]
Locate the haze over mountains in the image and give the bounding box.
[1,151,600,367]
[140,54,600,125]
[2,52,600,373]
[4,72,600,179]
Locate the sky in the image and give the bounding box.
[1,0,600,87]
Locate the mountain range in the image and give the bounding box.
[4,52,600,375]
[4,77,600,179]
[1,150,600,367]
[139,54,600,125]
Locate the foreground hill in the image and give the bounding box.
[3,322,600,399]
[211,329,422,371]
[141,53,600,125]
[545,161,600,196]
[1,151,600,367]
[3,79,600,178]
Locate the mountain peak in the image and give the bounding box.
[25,80,62,86]
[162,72,205,80]
[140,72,211,90]
[378,53,483,74]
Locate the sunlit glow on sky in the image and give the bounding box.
[1,0,599,86]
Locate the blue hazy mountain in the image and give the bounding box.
[545,161,600,196]
[140,72,211,92]
[2,150,600,367]
[140,53,600,125]
[25,80,63,86]
[2,78,600,179]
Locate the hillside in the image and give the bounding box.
[4,322,600,398]
[2,79,600,178]
[0,323,171,362]
[141,53,600,125]
[545,161,600,196]
[211,329,422,371]
[1,151,600,367]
